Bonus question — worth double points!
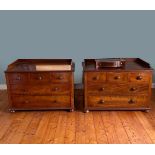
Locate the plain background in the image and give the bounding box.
[0,10,155,84]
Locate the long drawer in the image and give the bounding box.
[11,95,71,109]
[10,84,70,95]
[87,95,149,108]
[7,72,71,84]
[87,83,149,95]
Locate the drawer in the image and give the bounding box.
[87,95,148,108]
[50,84,70,95]
[87,84,111,94]
[87,83,149,95]
[86,72,106,83]
[107,72,128,83]
[129,72,151,83]
[51,72,71,83]
[7,73,28,84]
[11,95,70,108]
[29,73,50,84]
[127,84,149,95]
[10,85,29,95]
[10,84,70,95]
[10,84,51,95]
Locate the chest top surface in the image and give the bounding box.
[5,59,75,72]
[83,58,153,72]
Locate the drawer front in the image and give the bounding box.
[29,73,50,84]
[87,95,148,108]
[129,72,151,83]
[107,72,128,83]
[87,83,149,95]
[51,72,71,83]
[11,95,70,108]
[86,72,106,83]
[7,73,28,84]
[10,85,29,95]
[10,84,51,95]
[50,84,70,95]
[10,84,70,95]
[127,84,149,95]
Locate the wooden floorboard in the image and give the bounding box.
[118,112,153,144]
[85,112,97,144]
[42,111,60,144]
[101,112,120,144]
[93,112,108,144]
[0,89,155,144]
[75,112,86,144]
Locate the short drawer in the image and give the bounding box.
[87,95,148,108]
[10,85,29,95]
[107,72,128,83]
[11,95,71,108]
[129,72,151,83]
[29,73,50,84]
[87,83,149,95]
[7,73,28,84]
[86,72,106,83]
[50,84,70,95]
[51,72,71,83]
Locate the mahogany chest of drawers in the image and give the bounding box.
[82,58,153,112]
[5,59,75,112]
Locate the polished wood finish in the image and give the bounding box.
[5,59,75,111]
[0,89,155,144]
[83,58,153,112]
[95,58,126,69]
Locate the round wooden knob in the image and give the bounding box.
[16,76,21,80]
[99,100,105,104]
[58,76,63,80]
[22,89,27,93]
[93,76,98,80]
[53,87,58,91]
[136,76,142,80]
[53,100,57,103]
[100,87,105,91]
[114,76,120,80]
[128,99,135,104]
[130,87,136,91]
[25,100,29,103]
[38,76,42,80]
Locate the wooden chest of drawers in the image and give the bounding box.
[83,58,153,112]
[5,59,75,112]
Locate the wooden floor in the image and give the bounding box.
[0,90,155,144]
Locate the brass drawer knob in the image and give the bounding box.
[128,99,135,104]
[114,76,121,80]
[98,99,105,104]
[130,87,136,91]
[136,76,142,80]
